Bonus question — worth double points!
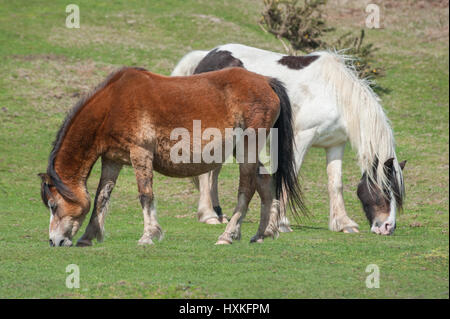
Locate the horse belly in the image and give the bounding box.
[294,96,348,148]
[152,131,233,178]
[153,158,221,178]
[313,126,347,148]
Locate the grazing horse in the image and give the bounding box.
[172,43,406,235]
[38,66,305,247]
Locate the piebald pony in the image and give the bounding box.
[172,43,405,235]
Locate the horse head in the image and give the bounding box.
[38,173,90,247]
[357,159,406,235]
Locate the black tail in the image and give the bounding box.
[269,78,308,220]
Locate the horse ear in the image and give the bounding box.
[384,158,394,169]
[38,173,50,183]
[399,160,407,170]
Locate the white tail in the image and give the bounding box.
[171,50,208,76]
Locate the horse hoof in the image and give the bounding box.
[205,218,221,225]
[343,226,359,233]
[219,216,229,224]
[250,236,264,243]
[215,239,232,245]
[138,238,154,245]
[279,225,293,233]
[76,239,92,247]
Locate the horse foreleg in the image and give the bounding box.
[197,171,221,224]
[138,195,162,245]
[210,166,227,223]
[326,143,359,233]
[76,158,121,247]
[130,148,162,245]
[216,163,257,245]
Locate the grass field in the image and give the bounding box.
[0,0,448,298]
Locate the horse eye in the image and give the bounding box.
[48,200,57,211]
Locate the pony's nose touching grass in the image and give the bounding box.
[49,237,72,247]
[357,159,407,235]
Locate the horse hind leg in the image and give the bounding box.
[250,162,281,243]
[210,165,227,223]
[76,158,122,247]
[216,162,257,245]
[130,147,162,245]
[277,190,292,233]
[267,127,319,234]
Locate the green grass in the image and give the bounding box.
[0,0,448,298]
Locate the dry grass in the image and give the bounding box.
[7,55,117,114]
[322,0,449,59]
[326,0,449,37]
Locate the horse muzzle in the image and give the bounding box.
[49,236,73,247]
[371,221,396,235]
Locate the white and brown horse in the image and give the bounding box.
[172,43,406,235]
[39,66,305,246]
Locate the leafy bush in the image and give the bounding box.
[261,0,333,52]
[261,0,384,81]
[331,29,384,78]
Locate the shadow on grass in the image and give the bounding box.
[373,85,392,96]
[290,225,329,231]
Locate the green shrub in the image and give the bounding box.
[261,0,384,82]
[261,0,333,53]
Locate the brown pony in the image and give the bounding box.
[38,66,305,247]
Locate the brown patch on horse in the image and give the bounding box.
[194,49,244,74]
[278,55,319,70]
[357,158,407,225]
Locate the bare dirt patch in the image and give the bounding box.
[47,11,168,52]
[191,13,241,31]
[325,0,449,44]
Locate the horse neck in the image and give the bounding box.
[316,51,397,189]
[54,146,98,191]
[53,104,105,200]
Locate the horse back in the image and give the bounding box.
[106,67,279,131]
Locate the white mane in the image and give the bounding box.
[318,51,404,200]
